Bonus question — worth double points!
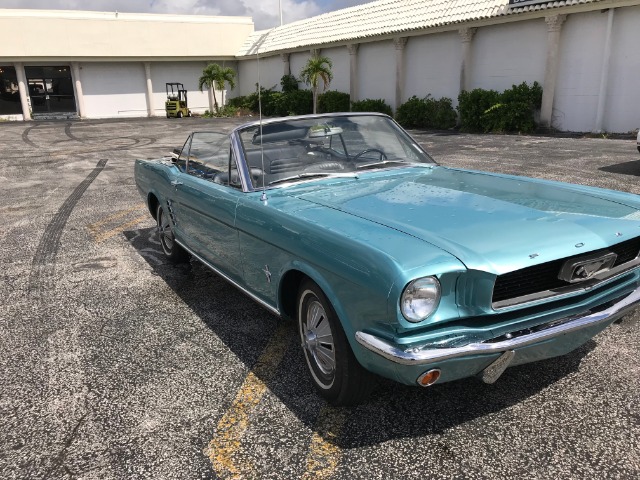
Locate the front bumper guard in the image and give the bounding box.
[355,286,640,366]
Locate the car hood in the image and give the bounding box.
[293,166,640,274]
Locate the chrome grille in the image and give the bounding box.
[492,237,640,305]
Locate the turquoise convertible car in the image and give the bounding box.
[135,113,640,405]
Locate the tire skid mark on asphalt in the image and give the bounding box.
[21,124,39,148]
[204,322,291,479]
[301,405,348,479]
[64,121,85,143]
[87,204,148,243]
[13,136,160,161]
[28,158,108,299]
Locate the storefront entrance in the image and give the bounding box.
[25,66,76,114]
[0,66,21,116]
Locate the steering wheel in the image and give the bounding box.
[353,148,387,161]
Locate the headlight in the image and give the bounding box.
[400,276,441,322]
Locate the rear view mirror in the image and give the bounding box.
[308,125,343,138]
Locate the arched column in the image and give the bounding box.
[458,27,477,93]
[143,62,154,117]
[13,63,31,120]
[540,14,567,128]
[281,53,291,76]
[347,43,359,105]
[394,37,408,111]
[70,62,86,118]
[594,9,614,133]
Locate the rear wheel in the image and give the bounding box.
[156,204,189,263]
[298,280,374,405]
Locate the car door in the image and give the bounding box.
[170,132,244,282]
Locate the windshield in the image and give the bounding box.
[237,114,435,189]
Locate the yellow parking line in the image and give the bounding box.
[204,322,291,479]
[92,214,149,243]
[301,405,348,479]
[87,203,146,232]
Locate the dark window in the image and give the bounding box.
[24,66,76,114]
[0,66,22,115]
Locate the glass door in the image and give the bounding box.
[25,66,76,114]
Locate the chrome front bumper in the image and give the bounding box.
[355,286,640,366]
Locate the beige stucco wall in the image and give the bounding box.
[0,9,253,61]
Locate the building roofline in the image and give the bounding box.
[0,8,253,25]
[236,0,639,58]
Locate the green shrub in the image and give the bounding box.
[318,90,350,113]
[427,97,457,130]
[214,105,238,117]
[227,96,247,109]
[280,90,313,115]
[458,81,543,133]
[484,81,542,133]
[457,88,501,132]
[235,86,280,115]
[202,105,238,118]
[280,74,299,93]
[395,95,457,130]
[227,88,312,116]
[261,91,283,116]
[395,96,426,128]
[351,98,393,116]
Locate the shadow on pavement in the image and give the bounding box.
[124,227,594,449]
[599,159,640,176]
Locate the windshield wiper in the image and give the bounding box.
[356,159,411,170]
[268,172,358,186]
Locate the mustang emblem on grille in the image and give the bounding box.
[559,252,618,283]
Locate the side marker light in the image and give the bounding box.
[417,369,441,387]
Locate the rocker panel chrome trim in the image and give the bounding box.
[356,286,640,366]
[175,239,280,316]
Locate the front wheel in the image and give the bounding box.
[156,204,189,263]
[177,111,183,118]
[298,280,374,405]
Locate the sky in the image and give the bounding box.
[0,0,376,30]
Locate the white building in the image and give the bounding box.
[1,0,639,133]
[237,0,640,133]
[0,9,253,120]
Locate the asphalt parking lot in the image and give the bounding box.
[1,116,638,480]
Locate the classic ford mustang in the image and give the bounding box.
[135,113,640,405]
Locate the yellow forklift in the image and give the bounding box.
[165,83,191,118]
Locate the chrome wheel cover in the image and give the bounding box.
[302,298,336,376]
[158,209,174,252]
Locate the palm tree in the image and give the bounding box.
[198,63,237,113]
[300,55,333,114]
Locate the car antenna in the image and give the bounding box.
[247,29,273,205]
[257,50,268,205]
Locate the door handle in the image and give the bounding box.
[170,180,183,187]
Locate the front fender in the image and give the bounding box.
[277,258,390,354]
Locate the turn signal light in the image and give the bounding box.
[417,369,441,387]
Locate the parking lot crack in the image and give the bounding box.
[44,412,88,479]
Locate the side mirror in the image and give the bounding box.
[171,148,181,161]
